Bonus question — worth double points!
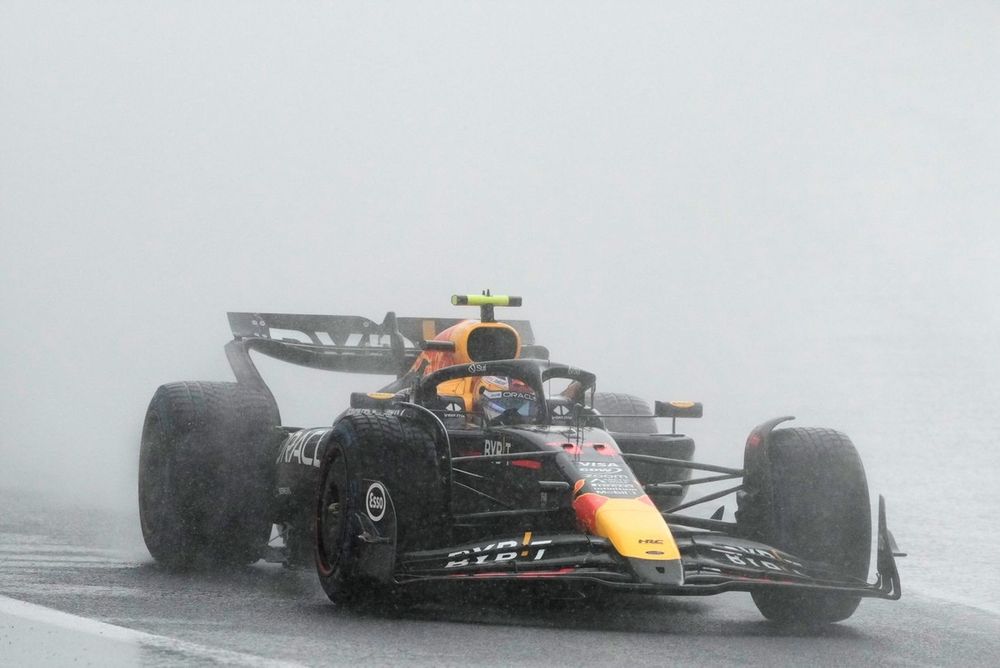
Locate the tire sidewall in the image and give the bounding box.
[314,435,361,596]
[138,388,200,565]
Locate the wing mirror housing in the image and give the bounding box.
[654,401,703,435]
[654,401,703,418]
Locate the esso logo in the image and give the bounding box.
[365,482,387,522]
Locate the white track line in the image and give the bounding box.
[0,595,309,667]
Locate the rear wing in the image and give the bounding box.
[224,311,537,391]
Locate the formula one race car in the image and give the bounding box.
[138,293,901,625]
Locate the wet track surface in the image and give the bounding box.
[2,489,999,667]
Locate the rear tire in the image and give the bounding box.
[594,392,657,434]
[737,427,871,625]
[138,382,280,569]
[596,393,693,501]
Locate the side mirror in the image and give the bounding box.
[654,401,703,419]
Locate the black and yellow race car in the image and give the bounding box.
[138,293,901,625]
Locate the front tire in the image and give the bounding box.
[737,427,871,625]
[314,413,448,604]
[314,441,362,601]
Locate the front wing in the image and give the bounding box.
[392,497,901,600]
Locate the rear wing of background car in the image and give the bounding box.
[224,311,538,393]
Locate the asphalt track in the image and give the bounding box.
[2,490,998,667]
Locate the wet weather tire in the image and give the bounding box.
[594,393,657,434]
[138,381,280,569]
[314,413,448,605]
[737,427,871,625]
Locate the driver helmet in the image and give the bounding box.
[475,376,539,425]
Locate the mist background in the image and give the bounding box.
[2,2,998,610]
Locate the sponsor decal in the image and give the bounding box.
[578,461,623,475]
[483,390,534,401]
[247,315,426,349]
[639,539,664,545]
[714,551,784,571]
[484,437,511,456]
[588,481,639,496]
[707,543,805,575]
[717,544,787,561]
[576,460,640,497]
[365,482,387,522]
[276,428,329,468]
[444,536,553,569]
[468,363,487,374]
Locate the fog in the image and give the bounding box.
[2,2,998,605]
